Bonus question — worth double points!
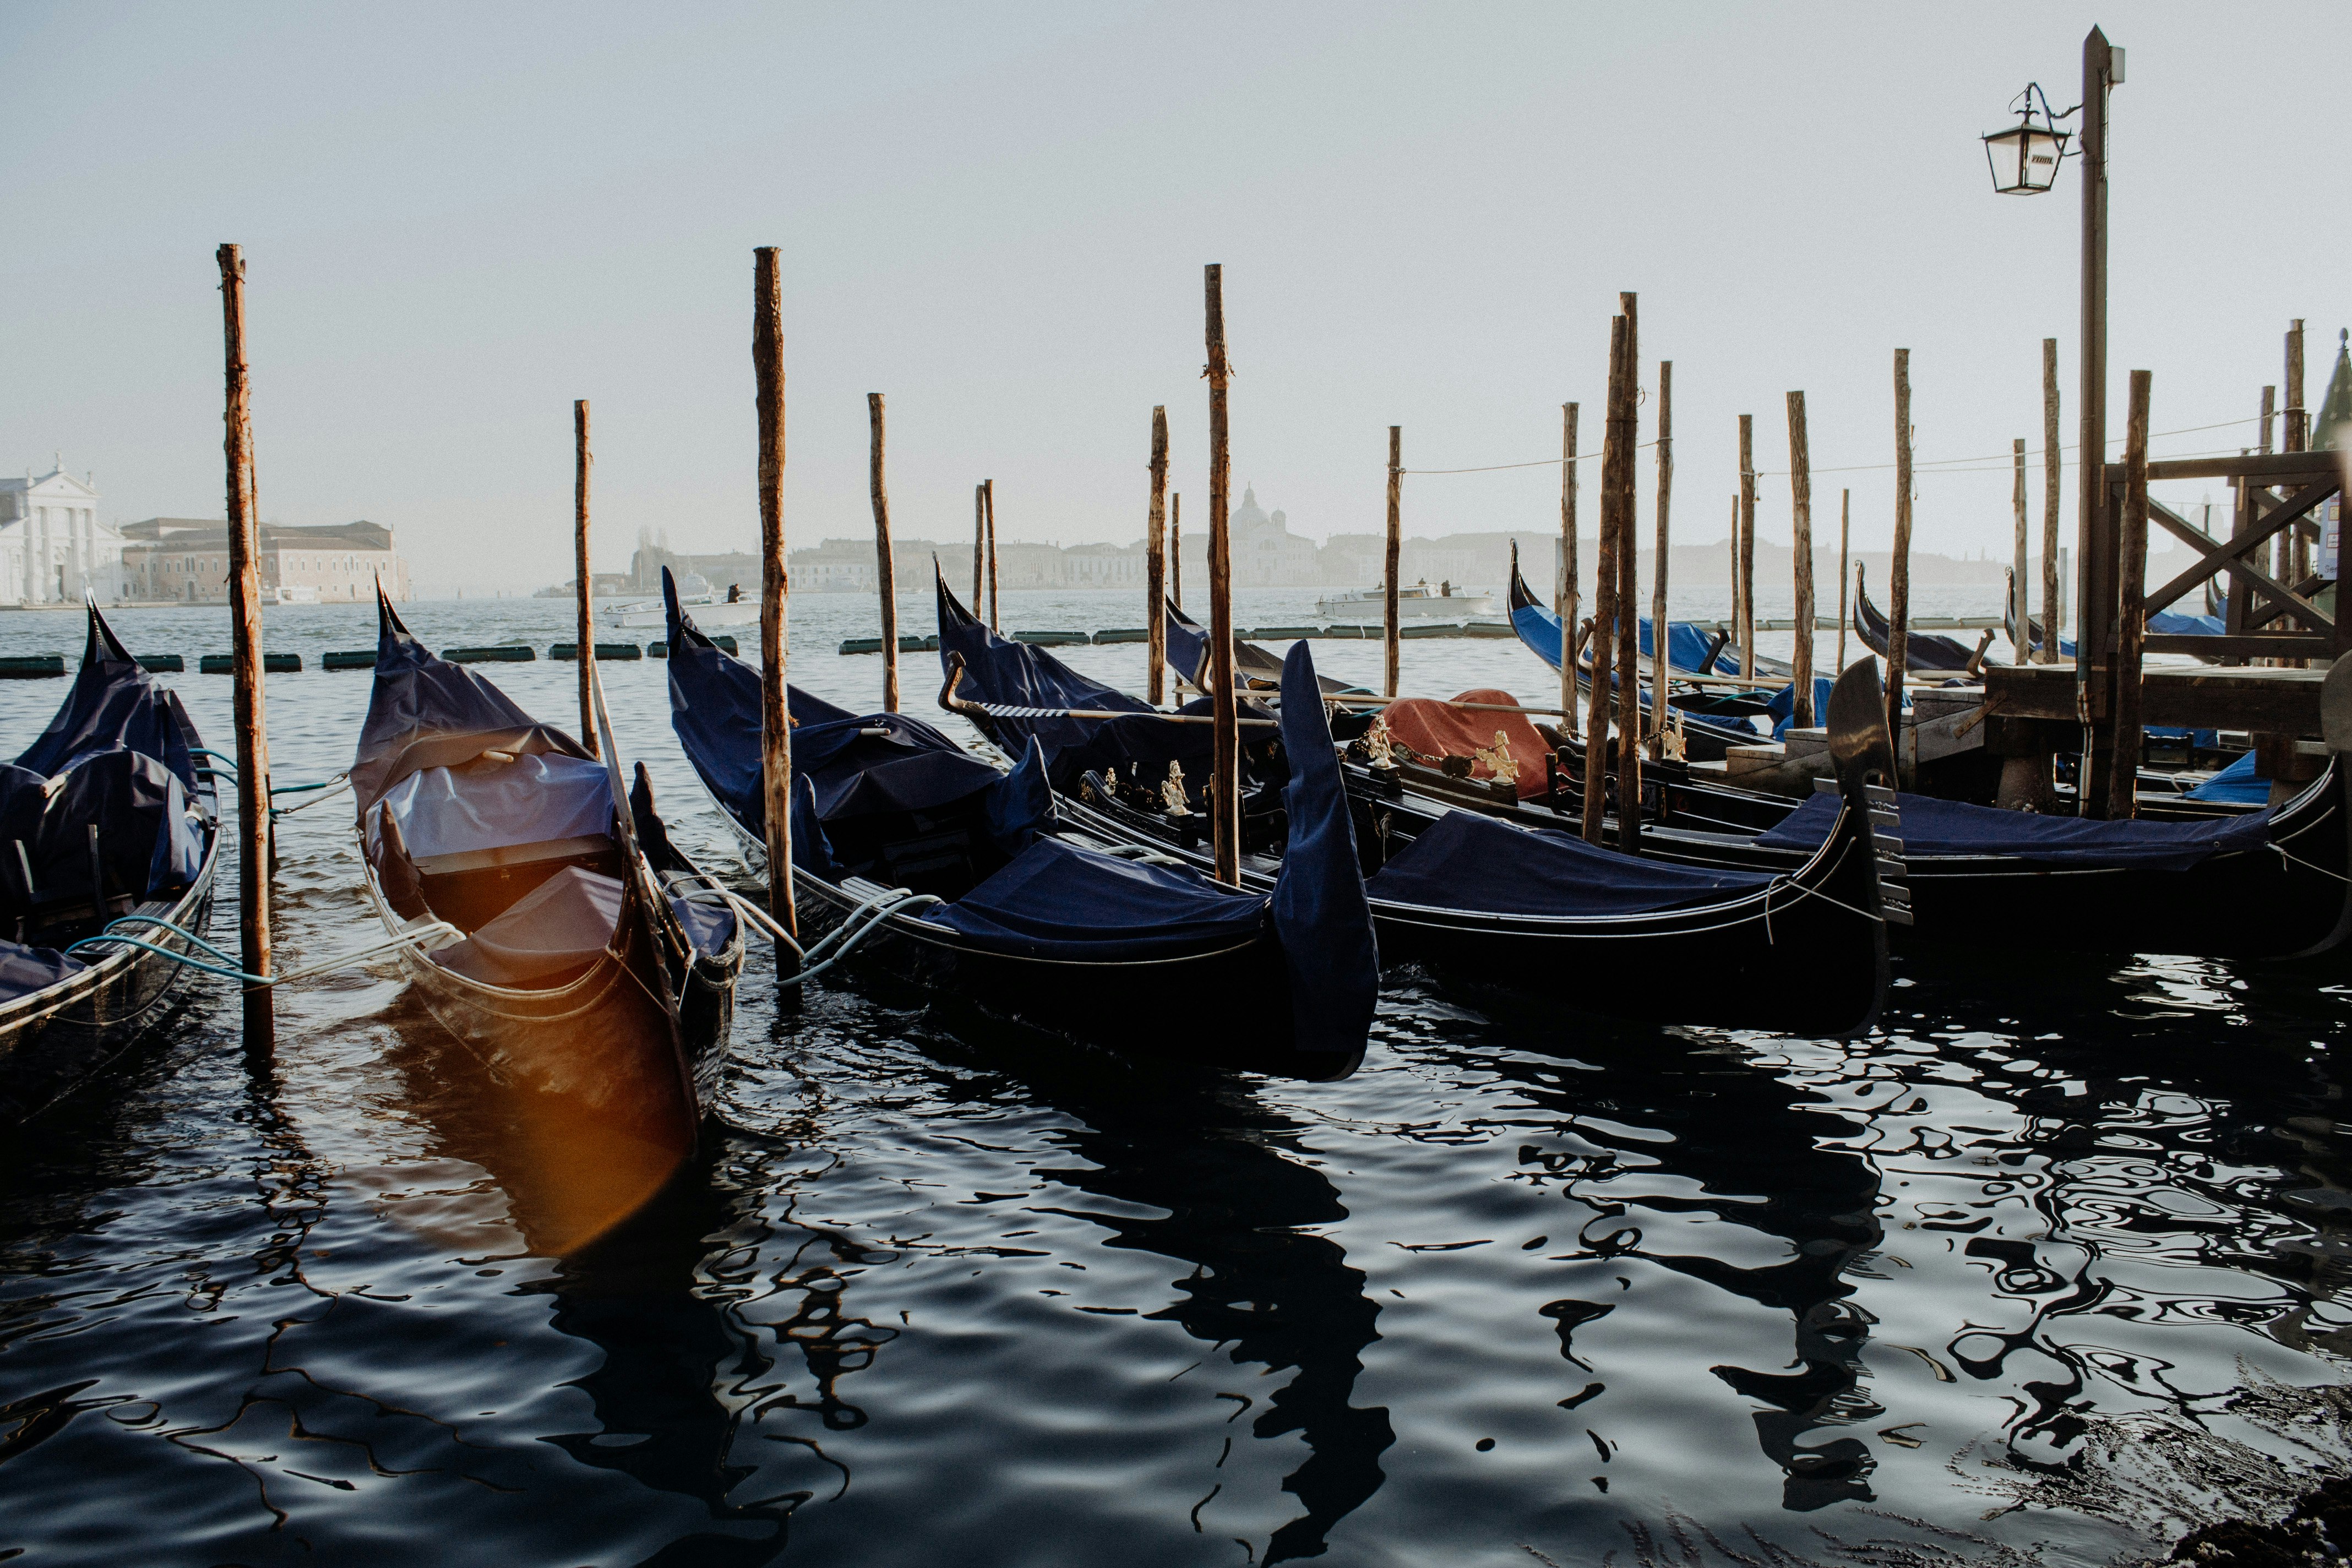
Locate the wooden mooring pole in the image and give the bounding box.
[1887,349,1914,752]
[1170,492,1182,609]
[1787,390,1816,729]
[574,399,597,753]
[752,247,797,950]
[2108,369,2152,820]
[1737,415,1756,682]
[1837,489,1850,672]
[1559,402,1580,736]
[2041,339,2061,663]
[1582,313,1627,847]
[869,393,898,712]
[1146,406,1168,706]
[972,483,986,609]
[1204,265,1240,887]
[1649,367,1672,761]
[2287,320,2311,603]
[2011,437,2029,666]
[1727,496,1740,660]
[217,244,271,1046]
[1612,295,1640,854]
[1384,426,1402,699]
[984,479,1000,631]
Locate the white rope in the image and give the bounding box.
[2274,843,2352,886]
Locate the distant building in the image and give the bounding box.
[120,518,409,603]
[1177,486,1318,587]
[0,458,126,604]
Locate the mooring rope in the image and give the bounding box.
[63,913,462,987]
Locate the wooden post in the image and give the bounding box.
[1384,426,1402,699]
[574,399,597,754]
[1170,492,1182,608]
[2261,385,2277,454]
[868,393,898,712]
[2076,25,2118,812]
[1649,369,1671,760]
[2287,320,2311,603]
[984,479,999,631]
[972,483,986,608]
[2011,437,2029,666]
[1836,488,1850,672]
[1727,496,1740,658]
[1204,265,1240,887]
[2260,386,2278,641]
[2109,369,2152,820]
[1737,415,1756,680]
[1582,314,1626,846]
[1887,349,1914,749]
[1787,390,1816,728]
[1146,406,1168,706]
[2041,338,2061,662]
[1612,296,1640,853]
[1559,402,1580,736]
[752,247,796,943]
[216,244,271,1045]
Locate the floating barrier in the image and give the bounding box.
[649,636,736,657]
[1013,630,1090,647]
[1092,628,1148,644]
[199,652,301,673]
[0,655,64,678]
[839,634,939,656]
[136,654,184,673]
[323,650,375,670]
[549,642,645,661]
[440,646,533,663]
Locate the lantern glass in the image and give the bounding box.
[1983,122,2067,194]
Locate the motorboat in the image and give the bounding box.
[1315,580,1495,622]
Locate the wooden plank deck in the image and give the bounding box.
[1983,661,2327,733]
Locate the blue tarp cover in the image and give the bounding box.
[376,753,613,860]
[927,835,1270,960]
[1764,677,1839,739]
[24,750,202,905]
[1368,809,1776,917]
[19,608,197,793]
[1754,790,2274,870]
[2186,751,2268,805]
[353,596,594,815]
[1269,641,1378,1054]
[0,940,85,1004]
[1510,596,1738,677]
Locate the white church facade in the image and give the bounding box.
[0,459,126,605]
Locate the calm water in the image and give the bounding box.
[0,587,2346,1567]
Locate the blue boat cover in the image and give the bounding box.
[665,569,1036,842]
[0,940,85,1003]
[18,606,198,793]
[927,835,1270,959]
[1510,595,1741,677]
[375,753,614,860]
[20,750,202,906]
[939,573,1263,793]
[2186,750,2268,804]
[1369,809,1777,917]
[1164,605,1210,687]
[1764,677,1839,739]
[1270,640,1378,1054]
[353,594,594,815]
[1754,790,2273,870]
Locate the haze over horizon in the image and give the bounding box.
[3,3,2342,598]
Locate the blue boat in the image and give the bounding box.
[663,569,1377,1074]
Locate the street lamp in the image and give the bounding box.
[1983,83,2075,194]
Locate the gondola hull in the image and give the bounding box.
[0,841,220,1127]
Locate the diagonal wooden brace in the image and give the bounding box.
[2143,480,2338,630]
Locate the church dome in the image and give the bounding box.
[1233,484,1272,530]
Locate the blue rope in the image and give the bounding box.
[60,933,264,984]
[97,914,244,970]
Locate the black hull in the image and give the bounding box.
[1852,566,1978,671]
[1063,781,1888,1038]
[721,816,1354,1081]
[0,841,222,1128]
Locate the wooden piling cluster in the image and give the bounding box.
[1559,404,1579,736]
[216,243,272,1046]
[1385,427,1403,699]
[1649,368,1672,760]
[1785,390,1814,729]
[1887,349,1914,747]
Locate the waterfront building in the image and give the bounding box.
[0,459,126,604]
[120,518,409,603]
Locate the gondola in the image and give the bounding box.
[1852,563,1986,672]
[662,569,1376,1075]
[0,602,221,1125]
[351,591,742,1169]
[941,575,1895,1036]
[2001,565,2225,661]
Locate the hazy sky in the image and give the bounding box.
[3,3,2343,595]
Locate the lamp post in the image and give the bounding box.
[1985,28,2123,812]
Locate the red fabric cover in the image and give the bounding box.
[1379,689,1554,799]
